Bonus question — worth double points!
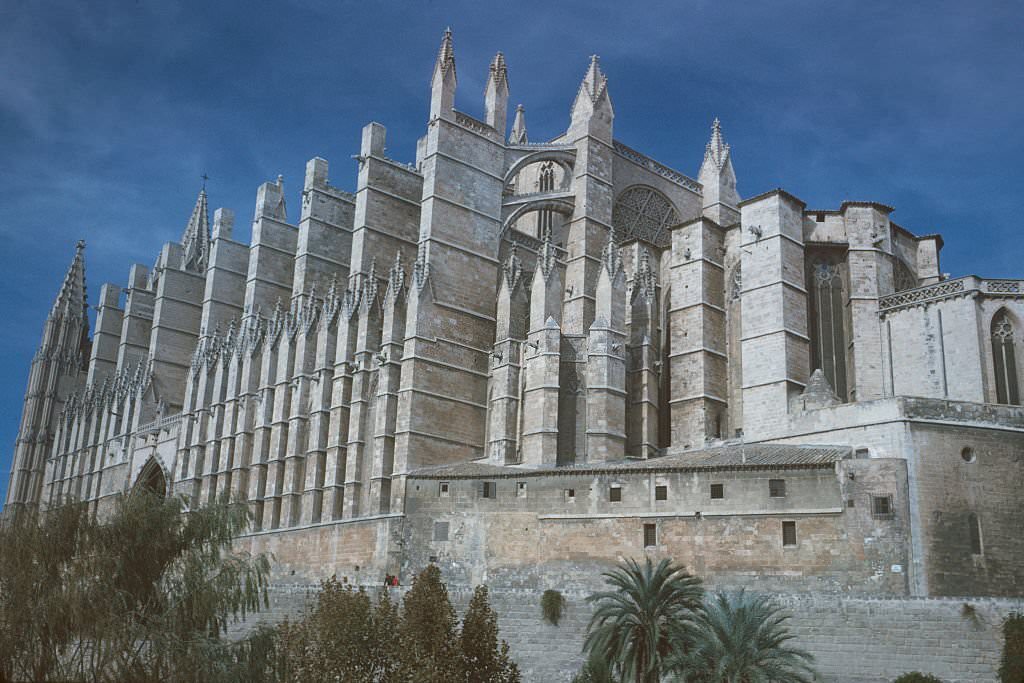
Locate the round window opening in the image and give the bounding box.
[961,447,976,463]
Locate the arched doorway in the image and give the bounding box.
[134,458,168,498]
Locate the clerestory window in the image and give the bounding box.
[807,256,850,401]
[992,311,1020,405]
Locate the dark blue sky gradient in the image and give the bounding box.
[2,0,1022,500]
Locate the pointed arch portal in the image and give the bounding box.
[134,458,168,498]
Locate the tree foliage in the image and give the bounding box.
[0,491,271,683]
[460,585,520,683]
[276,567,519,683]
[275,576,399,682]
[892,673,944,683]
[1001,612,1024,683]
[583,557,704,683]
[671,590,816,683]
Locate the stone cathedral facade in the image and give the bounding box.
[6,31,1024,602]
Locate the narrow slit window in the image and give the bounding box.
[481,481,496,499]
[439,482,450,497]
[516,481,527,498]
[968,512,983,555]
[643,523,657,547]
[782,521,797,547]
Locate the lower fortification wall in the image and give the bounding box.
[234,585,1023,683]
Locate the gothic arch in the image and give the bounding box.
[133,457,168,498]
[990,307,1020,405]
[503,150,575,189]
[500,199,576,239]
[612,185,680,249]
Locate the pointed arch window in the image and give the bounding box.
[538,162,555,237]
[807,256,849,401]
[992,311,1020,405]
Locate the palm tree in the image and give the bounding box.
[672,590,816,683]
[583,557,704,683]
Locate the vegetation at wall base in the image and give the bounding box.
[584,557,704,683]
[1001,612,1024,683]
[542,589,566,626]
[0,491,271,683]
[892,673,944,683]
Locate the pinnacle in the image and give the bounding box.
[491,52,507,79]
[581,54,608,103]
[180,186,211,273]
[51,241,88,321]
[509,103,528,144]
[704,117,730,172]
[436,27,456,77]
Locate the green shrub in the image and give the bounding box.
[541,589,566,626]
[893,673,943,683]
[1001,612,1024,683]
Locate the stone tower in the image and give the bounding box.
[5,242,90,510]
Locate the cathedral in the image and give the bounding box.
[5,29,1023,612]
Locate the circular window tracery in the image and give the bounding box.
[612,186,678,249]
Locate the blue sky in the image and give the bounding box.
[1,0,1022,501]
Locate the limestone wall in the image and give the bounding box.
[234,584,1024,683]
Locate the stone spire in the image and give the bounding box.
[180,187,211,273]
[502,243,523,291]
[509,104,528,144]
[51,240,88,322]
[570,54,613,139]
[632,247,657,304]
[601,231,623,280]
[537,226,557,281]
[698,117,740,222]
[484,52,510,133]
[430,27,457,119]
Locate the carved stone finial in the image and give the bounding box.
[538,226,557,281]
[413,239,430,290]
[601,231,623,279]
[503,242,523,291]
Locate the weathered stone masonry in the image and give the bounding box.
[5,28,1024,682]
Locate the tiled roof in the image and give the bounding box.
[406,444,850,479]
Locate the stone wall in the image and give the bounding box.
[233,583,1023,683]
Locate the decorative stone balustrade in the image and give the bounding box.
[613,140,702,193]
[879,276,1024,313]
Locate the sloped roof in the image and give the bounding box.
[406,444,850,479]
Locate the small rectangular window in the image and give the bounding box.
[644,523,657,547]
[710,483,724,499]
[609,486,622,503]
[769,479,786,498]
[872,495,893,518]
[564,488,576,502]
[433,521,449,542]
[439,482,450,497]
[816,212,826,222]
[482,482,496,499]
[655,485,668,501]
[782,521,797,547]
[847,498,855,508]
[516,481,527,498]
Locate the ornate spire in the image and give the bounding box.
[51,240,88,321]
[601,231,623,279]
[703,117,731,172]
[180,187,211,273]
[537,226,557,280]
[387,252,406,301]
[698,117,740,214]
[509,104,528,144]
[578,55,609,105]
[489,51,508,91]
[502,243,523,291]
[435,27,456,79]
[413,239,430,290]
[632,247,657,303]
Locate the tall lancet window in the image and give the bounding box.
[992,310,1020,405]
[808,256,849,401]
[538,163,555,237]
